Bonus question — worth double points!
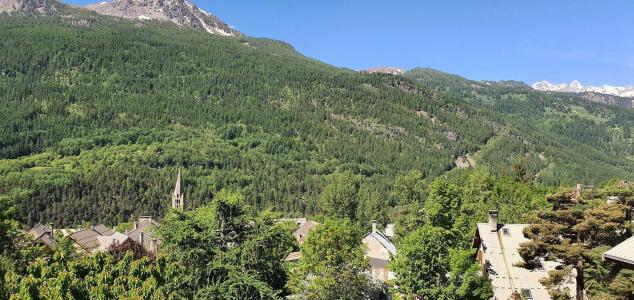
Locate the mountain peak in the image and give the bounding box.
[532,80,634,98]
[362,66,405,76]
[85,0,240,36]
[0,0,62,14]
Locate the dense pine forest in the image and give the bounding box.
[0,10,634,228]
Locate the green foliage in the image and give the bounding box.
[447,249,493,300]
[424,179,463,230]
[407,68,634,185]
[318,172,364,220]
[391,170,426,206]
[157,189,294,299]
[3,10,634,227]
[5,238,179,299]
[518,187,632,300]
[290,218,383,300]
[390,225,450,299]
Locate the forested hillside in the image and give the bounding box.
[407,68,634,185]
[1,10,634,227]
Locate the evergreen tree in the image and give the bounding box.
[518,188,632,300]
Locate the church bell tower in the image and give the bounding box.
[172,170,185,210]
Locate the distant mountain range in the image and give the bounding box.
[533,80,634,98]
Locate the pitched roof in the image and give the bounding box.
[293,220,318,244]
[127,217,160,251]
[365,231,397,256]
[96,232,128,252]
[474,223,576,300]
[285,251,302,262]
[604,236,634,266]
[93,224,114,236]
[28,224,56,249]
[364,230,396,255]
[70,228,103,252]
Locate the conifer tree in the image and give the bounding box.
[518,188,631,300]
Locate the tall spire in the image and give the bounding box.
[172,170,185,210]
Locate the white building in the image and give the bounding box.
[362,221,396,282]
[472,211,576,300]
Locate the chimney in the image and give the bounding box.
[48,223,54,239]
[488,210,499,232]
[140,232,145,245]
[90,225,95,231]
[133,221,138,230]
[511,291,521,300]
[371,220,378,233]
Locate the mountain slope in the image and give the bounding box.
[406,67,634,184]
[2,11,634,226]
[86,0,239,36]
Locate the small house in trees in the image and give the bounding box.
[362,221,396,282]
[603,236,634,269]
[28,223,57,249]
[472,211,577,300]
[127,216,160,254]
[284,218,319,262]
[292,219,319,245]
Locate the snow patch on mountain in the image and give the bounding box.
[533,80,634,98]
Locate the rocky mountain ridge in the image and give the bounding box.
[0,0,62,13]
[85,0,239,36]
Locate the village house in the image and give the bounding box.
[285,218,319,262]
[603,235,634,269]
[28,223,57,249]
[126,216,160,254]
[362,221,396,282]
[472,210,577,300]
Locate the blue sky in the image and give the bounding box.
[65,0,634,86]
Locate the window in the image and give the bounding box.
[502,228,511,236]
[521,289,533,299]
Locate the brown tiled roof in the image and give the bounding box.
[28,224,57,249]
[293,220,318,244]
[285,251,302,261]
[128,217,160,252]
[69,225,114,252]
[93,224,114,236]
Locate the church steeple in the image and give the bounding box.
[172,170,184,210]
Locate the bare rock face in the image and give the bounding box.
[580,92,634,109]
[0,0,62,14]
[86,0,240,36]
